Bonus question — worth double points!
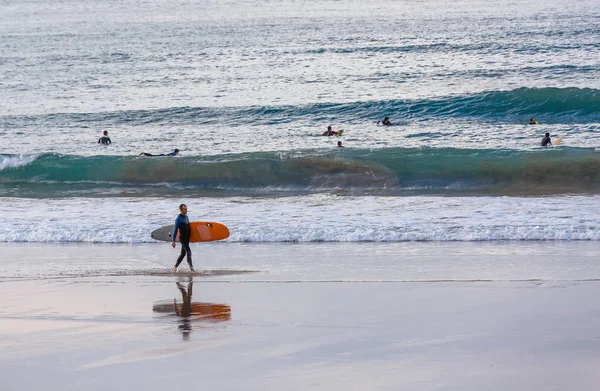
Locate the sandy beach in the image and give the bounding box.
[2,242,600,390]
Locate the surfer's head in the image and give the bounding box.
[545,132,550,137]
[179,204,187,215]
[327,126,332,131]
[174,149,179,155]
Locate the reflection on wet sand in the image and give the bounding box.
[152,278,231,340]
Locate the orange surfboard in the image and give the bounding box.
[151,222,230,243]
[152,302,231,321]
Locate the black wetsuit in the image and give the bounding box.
[140,152,177,156]
[98,136,111,144]
[541,136,552,147]
[173,214,193,269]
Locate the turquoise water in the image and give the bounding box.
[2,147,600,197]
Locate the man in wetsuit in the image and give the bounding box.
[140,149,179,156]
[529,118,538,125]
[541,132,552,147]
[98,131,111,144]
[322,126,339,136]
[172,203,195,272]
[377,117,391,126]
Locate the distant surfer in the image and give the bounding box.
[337,141,344,147]
[529,118,538,125]
[139,149,179,157]
[172,203,194,272]
[322,126,339,136]
[541,132,552,147]
[377,117,391,126]
[98,131,111,145]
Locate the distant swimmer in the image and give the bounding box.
[377,117,391,126]
[172,203,194,273]
[98,131,111,145]
[139,149,179,157]
[322,126,340,136]
[529,118,538,125]
[541,132,552,147]
[337,141,344,147]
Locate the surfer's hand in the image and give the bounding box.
[171,242,176,248]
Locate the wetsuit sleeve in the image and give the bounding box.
[107,137,111,144]
[172,216,181,242]
[98,137,101,143]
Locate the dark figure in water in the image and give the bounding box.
[541,132,552,147]
[98,131,111,144]
[172,203,194,272]
[529,118,538,125]
[377,117,391,126]
[140,149,179,156]
[337,141,344,147]
[322,125,339,136]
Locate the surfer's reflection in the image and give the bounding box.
[152,278,231,340]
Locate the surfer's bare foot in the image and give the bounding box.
[190,268,195,273]
[172,266,177,272]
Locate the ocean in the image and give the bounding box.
[1,0,600,243]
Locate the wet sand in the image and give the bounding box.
[2,242,600,390]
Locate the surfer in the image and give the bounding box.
[541,132,552,147]
[322,126,339,136]
[97,131,111,145]
[172,203,194,272]
[529,118,538,125]
[337,141,344,147]
[139,149,179,157]
[377,117,391,126]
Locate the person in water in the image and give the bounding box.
[541,132,552,147]
[377,117,391,126]
[172,203,194,272]
[139,149,179,156]
[98,131,111,144]
[322,126,339,136]
[529,118,538,125]
[337,141,344,147]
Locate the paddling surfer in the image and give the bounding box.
[377,117,391,126]
[172,204,194,272]
[140,149,179,156]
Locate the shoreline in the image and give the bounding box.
[2,242,600,389]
